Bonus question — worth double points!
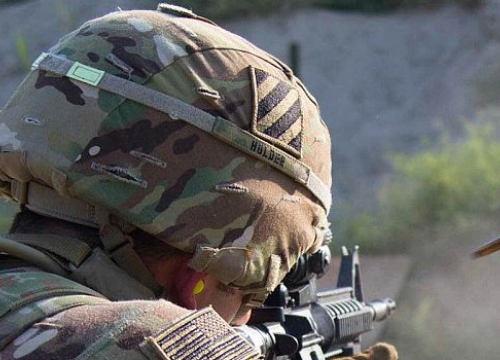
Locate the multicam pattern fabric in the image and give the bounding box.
[0,268,108,352]
[0,7,332,292]
[0,267,259,360]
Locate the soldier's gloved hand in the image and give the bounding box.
[336,343,398,360]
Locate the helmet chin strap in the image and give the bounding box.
[99,223,163,297]
[10,180,109,229]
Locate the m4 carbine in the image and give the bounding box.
[236,238,396,359]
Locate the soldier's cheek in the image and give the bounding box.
[193,276,244,323]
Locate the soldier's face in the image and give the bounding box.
[193,275,252,325]
[144,252,252,324]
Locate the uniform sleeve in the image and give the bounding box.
[2,299,260,360]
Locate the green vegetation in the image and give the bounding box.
[15,34,30,71]
[336,122,500,253]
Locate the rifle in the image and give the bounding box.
[235,232,396,359]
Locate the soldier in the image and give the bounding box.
[0,3,397,359]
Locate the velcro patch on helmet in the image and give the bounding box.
[250,67,303,158]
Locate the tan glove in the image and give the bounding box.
[336,343,398,360]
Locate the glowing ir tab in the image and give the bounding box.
[67,62,105,86]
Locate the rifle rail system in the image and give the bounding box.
[237,241,396,360]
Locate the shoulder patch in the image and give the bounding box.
[142,307,259,360]
[250,67,303,158]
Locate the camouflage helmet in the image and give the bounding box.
[0,4,332,298]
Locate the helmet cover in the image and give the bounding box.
[0,6,332,293]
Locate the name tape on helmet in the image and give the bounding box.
[32,53,332,213]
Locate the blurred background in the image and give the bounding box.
[2,0,500,358]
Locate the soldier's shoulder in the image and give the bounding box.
[1,297,186,359]
[0,268,259,359]
[0,266,183,360]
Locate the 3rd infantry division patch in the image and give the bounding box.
[250,67,304,158]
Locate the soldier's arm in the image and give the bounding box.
[3,299,259,360]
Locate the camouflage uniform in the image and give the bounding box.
[0,4,333,359]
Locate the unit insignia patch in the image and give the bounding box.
[250,67,303,158]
